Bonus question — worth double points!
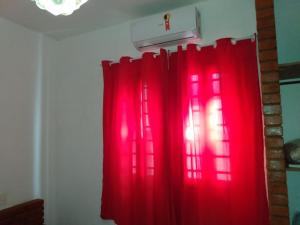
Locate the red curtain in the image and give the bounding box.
[101,38,270,225]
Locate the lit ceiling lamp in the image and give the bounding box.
[33,0,89,16]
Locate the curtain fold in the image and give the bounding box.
[101,38,270,225]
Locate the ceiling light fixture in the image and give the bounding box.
[33,0,89,16]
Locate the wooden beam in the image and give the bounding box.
[279,62,300,80]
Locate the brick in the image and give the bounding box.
[263,93,281,104]
[266,137,284,148]
[271,216,290,225]
[269,182,288,195]
[258,27,276,40]
[261,72,279,83]
[256,1,290,223]
[262,82,280,93]
[256,0,273,10]
[268,171,286,182]
[259,39,277,51]
[267,149,285,160]
[265,126,283,136]
[259,49,277,61]
[268,160,285,171]
[270,205,289,217]
[270,194,289,206]
[264,115,282,125]
[264,105,281,115]
[257,16,275,29]
[260,61,278,72]
[256,7,274,19]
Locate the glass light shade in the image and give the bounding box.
[33,0,88,16]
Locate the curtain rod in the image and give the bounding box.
[103,34,256,66]
[169,34,256,52]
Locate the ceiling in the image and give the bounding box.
[0,0,202,40]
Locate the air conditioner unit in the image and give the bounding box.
[130,6,201,52]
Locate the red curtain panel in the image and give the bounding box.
[101,50,173,225]
[101,38,270,225]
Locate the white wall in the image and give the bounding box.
[281,82,300,224]
[274,0,300,64]
[0,17,41,209]
[0,17,57,225]
[281,83,300,143]
[48,1,257,225]
[40,36,58,225]
[274,1,300,223]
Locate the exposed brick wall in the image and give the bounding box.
[255,0,290,224]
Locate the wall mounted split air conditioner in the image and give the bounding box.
[130,6,201,52]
